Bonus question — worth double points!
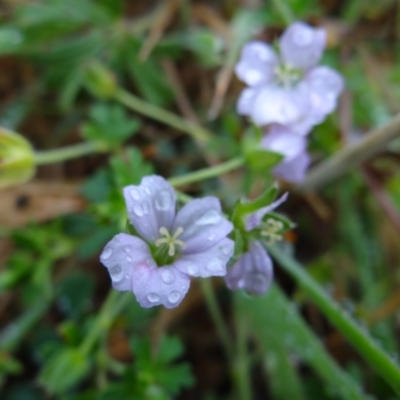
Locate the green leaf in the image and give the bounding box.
[156,336,184,364]
[38,348,91,394]
[246,148,284,171]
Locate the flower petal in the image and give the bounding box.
[235,41,278,86]
[237,87,257,116]
[131,265,190,309]
[100,233,155,291]
[305,66,344,116]
[245,192,288,231]
[174,237,234,278]
[173,197,233,253]
[273,151,310,183]
[260,126,307,161]
[279,22,326,70]
[123,175,176,243]
[249,84,310,126]
[225,241,273,295]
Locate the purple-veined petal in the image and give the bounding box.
[273,151,310,183]
[131,264,190,309]
[225,241,273,295]
[249,84,310,126]
[173,197,233,253]
[123,175,176,243]
[279,22,326,70]
[304,66,344,116]
[260,125,307,161]
[237,87,257,116]
[235,41,279,86]
[100,233,155,291]
[245,192,288,231]
[174,237,234,278]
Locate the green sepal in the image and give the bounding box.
[83,61,117,99]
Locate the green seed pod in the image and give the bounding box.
[0,127,35,188]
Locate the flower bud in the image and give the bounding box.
[0,128,35,189]
[83,61,117,99]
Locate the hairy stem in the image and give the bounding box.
[114,88,212,143]
[168,156,245,187]
[34,141,102,165]
[268,245,400,393]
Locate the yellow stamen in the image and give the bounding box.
[155,226,186,256]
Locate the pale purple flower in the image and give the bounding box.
[100,175,234,309]
[235,22,344,134]
[225,241,273,295]
[261,125,311,183]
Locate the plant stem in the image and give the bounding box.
[34,141,102,165]
[270,0,295,24]
[199,279,234,361]
[114,88,212,143]
[80,290,132,355]
[233,291,252,400]
[168,156,245,187]
[299,112,400,191]
[268,245,400,394]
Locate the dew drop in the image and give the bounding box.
[126,256,133,262]
[147,293,160,303]
[144,186,152,195]
[187,264,198,275]
[207,259,223,272]
[109,265,124,282]
[102,248,113,260]
[130,189,140,200]
[221,245,232,256]
[124,247,131,253]
[155,190,173,210]
[208,233,216,241]
[196,209,222,226]
[168,291,181,303]
[142,201,150,215]
[161,269,175,284]
[133,204,144,217]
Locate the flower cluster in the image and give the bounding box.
[225,193,288,295]
[235,21,344,182]
[100,175,234,309]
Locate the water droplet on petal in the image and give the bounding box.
[208,233,216,241]
[147,293,160,303]
[126,256,133,262]
[102,248,113,260]
[155,190,173,211]
[109,265,124,281]
[124,247,131,253]
[160,269,175,284]
[142,201,149,214]
[221,245,232,256]
[168,291,181,303]
[133,204,144,216]
[130,189,140,200]
[187,264,198,275]
[196,209,222,226]
[207,259,223,272]
[144,186,152,195]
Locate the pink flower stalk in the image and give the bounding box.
[100,175,234,309]
[235,22,344,135]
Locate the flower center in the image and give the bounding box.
[260,218,284,244]
[155,226,186,257]
[274,64,303,88]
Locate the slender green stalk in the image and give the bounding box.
[233,291,252,400]
[268,245,400,394]
[34,141,102,165]
[168,157,245,187]
[114,88,212,143]
[270,0,295,24]
[199,279,234,361]
[80,290,132,355]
